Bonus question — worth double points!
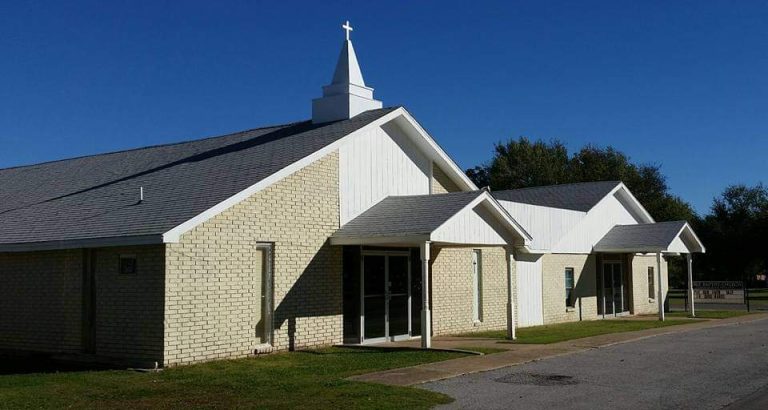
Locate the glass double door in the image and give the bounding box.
[362,253,411,343]
[602,261,630,316]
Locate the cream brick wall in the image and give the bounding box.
[93,246,165,364]
[430,246,511,335]
[630,254,668,315]
[431,164,461,194]
[0,245,164,366]
[537,253,669,324]
[0,249,83,354]
[164,152,342,366]
[540,254,599,324]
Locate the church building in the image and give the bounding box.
[0,22,704,367]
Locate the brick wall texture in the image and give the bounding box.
[431,164,461,194]
[630,254,669,315]
[0,249,83,354]
[541,253,599,324]
[164,152,342,366]
[0,245,165,366]
[430,246,512,335]
[538,253,668,324]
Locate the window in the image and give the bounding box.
[565,268,575,307]
[472,250,483,322]
[120,255,137,274]
[648,267,655,299]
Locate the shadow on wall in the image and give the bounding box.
[272,241,343,351]
[0,250,83,357]
[572,255,598,318]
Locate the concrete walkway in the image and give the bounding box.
[349,313,768,386]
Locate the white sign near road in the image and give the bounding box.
[693,281,745,304]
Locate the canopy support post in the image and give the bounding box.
[657,252,665,321]
[506,246,516,340]
[687,253,695,318]
[420,241,431,349]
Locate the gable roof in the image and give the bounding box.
[594,221,705,254]
[0,107,397,250]
[331,190,531,246]
[333,191,483,240]
[492,181,622,212]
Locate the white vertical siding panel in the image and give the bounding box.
[516,255,544,327]
[499,201,584,251]
[499,193,643,254]
[431,205,508,245]
[552,194,641,253]
[339,124,431,225]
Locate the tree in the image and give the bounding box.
[488,138,570,189]
[465,165,490,188]
[696,184,768,281]
[467,137,696,222]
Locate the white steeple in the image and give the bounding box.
[312,21,383,124]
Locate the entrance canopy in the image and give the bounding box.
[330,190,532,248]
[332,190,529,348]
[594,221,705,255]
[594,220,705,322]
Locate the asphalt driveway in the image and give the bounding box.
[422,317,768,409]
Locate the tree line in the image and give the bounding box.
[467,137,767,286]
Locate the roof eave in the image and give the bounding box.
[0,234,164,253]
[329,234,431,246]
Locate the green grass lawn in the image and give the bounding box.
[456,319,699,344]
[667,310,753,319]
[0,347,468,409]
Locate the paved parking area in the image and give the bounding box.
[422,318,768,409]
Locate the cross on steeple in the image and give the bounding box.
[342,20,353,41]
[312,20,382,123]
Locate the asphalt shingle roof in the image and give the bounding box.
[492,181,621,212]
[333,191,483,239]
[593,221,688,252]
[0,107,398,246]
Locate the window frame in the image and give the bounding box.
[119,254,137,275]
[648,266,655,300]
[564,267,575,308]
[472,249,483,323]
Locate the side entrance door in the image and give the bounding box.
[601,261,630,317]
[516,255,544,327]
[361,252,411,343]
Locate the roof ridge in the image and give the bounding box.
[0,120,307,173]
[493,180,621,194]
[648,220,687,226]
[383,190,481,200]
[614,220,686,227]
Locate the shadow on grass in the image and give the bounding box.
[299,347,409,355]
[0,353,118,376]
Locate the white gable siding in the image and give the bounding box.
[552,193,642,253]
[500,187,650,254]
[667,235,688,254]
[339,122,431,225]
[499,202,585,252]
[432,203,509,245]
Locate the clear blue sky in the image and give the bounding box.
[1,1,766,214]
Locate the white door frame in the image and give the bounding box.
[360,250,412,344]
[601,260,629,318]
